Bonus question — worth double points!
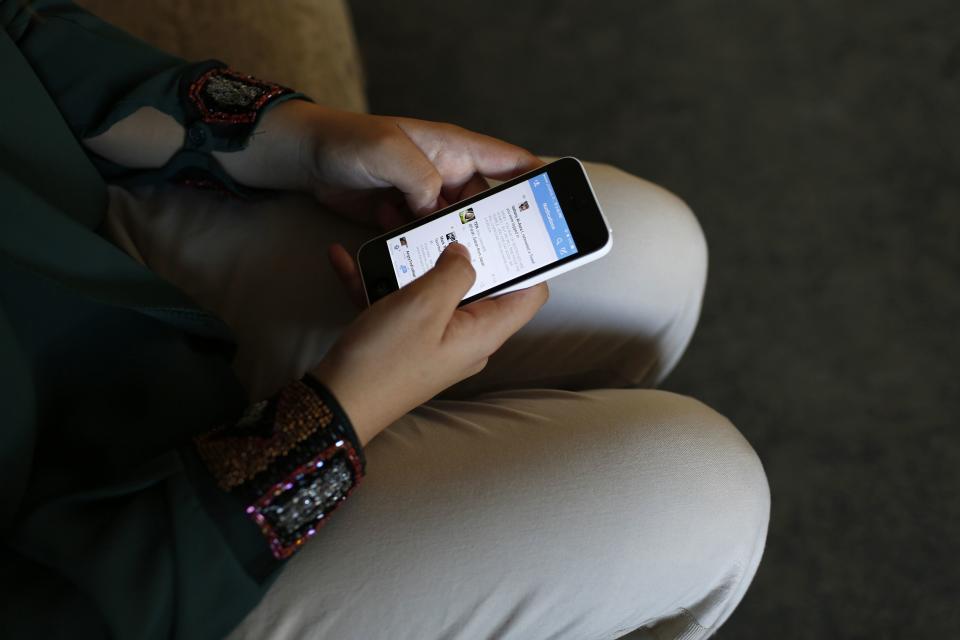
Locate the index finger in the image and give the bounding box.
[401,243,477,316]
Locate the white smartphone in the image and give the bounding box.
[357,157,612,306]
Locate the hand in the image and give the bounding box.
[215,100,542,227]
[302,104,544,229]
[309,243,548,446]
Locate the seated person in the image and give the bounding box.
[1,2,769,638]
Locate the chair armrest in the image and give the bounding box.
[77,0,368,113]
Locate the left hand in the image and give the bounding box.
[236,100,544,307]
[300,103,544,229]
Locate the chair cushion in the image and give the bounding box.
[77,0,368,113]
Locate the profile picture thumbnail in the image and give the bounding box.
[459,207,475,224]
[445,232,457,243]
[400,237,408,247]
[519,201,530,211]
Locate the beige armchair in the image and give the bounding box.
[77,0,368,113]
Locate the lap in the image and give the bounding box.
[102,164,766,638]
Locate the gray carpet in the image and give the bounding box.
[347,1,960,637]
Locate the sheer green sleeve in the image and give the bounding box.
[0,259,366,638]
[2,0,309,194]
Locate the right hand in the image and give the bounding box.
[309,243,548,446]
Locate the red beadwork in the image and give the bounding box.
[188,67,288,125]
[247,440,366,560]
[176,175,232,195]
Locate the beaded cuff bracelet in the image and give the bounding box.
[194,377,365,559]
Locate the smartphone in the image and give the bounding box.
[357,156,612,306]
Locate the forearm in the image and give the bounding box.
[7,0,316,193]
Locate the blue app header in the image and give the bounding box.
[528,172,578,260]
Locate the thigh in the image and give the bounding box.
[227,389,769,640]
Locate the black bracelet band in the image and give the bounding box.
[300,373,366,474]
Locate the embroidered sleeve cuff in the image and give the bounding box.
[90,59,311,196]
[192,377,365,559]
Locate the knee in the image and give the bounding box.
[572,163,708,386]
[683,395,769,557]
[587,389,769,631]
[589,162,708,308]
[625,389,766,515]
[551,388,768,634]
[666,393,769,628]
[604,389,770,570]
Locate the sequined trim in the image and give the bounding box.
[246,440,365,559]
[194,380,333,490]
[187,67,291,125]
[193,377,365,560]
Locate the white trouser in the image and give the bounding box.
[103,162,770,639]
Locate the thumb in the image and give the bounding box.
[404,243,476,312]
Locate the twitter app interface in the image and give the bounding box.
[386,172,578,300]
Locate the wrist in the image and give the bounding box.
[307,362,380,448]
[212,99,320,192]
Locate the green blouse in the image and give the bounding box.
[1,2,364,638]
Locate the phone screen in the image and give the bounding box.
[385,171,579,299]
